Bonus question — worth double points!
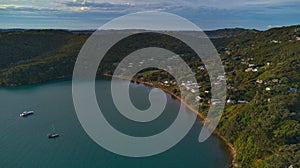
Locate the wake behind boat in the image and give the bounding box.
[20,111,34,117]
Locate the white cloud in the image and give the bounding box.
[2,0,300,14]
[1,0,300,30]
[0,4,57,12]
[244,0,299,5]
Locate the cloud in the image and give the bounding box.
[0,4,58,12]
[0,5,34,10]
[3,0,299,15]
[1,0,299,30]
[58,1,132,13]
[244,0,299,5]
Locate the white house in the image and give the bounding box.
[211,99,222,105]
[195,96,204,101]
[226,99,235,104]
[245,68,253,72]
[256,79,263,84]
[225,51,231,55]
[198,66,206,71]
[249,64,255,67]
[270,40,280,43]
[217,75,226,81]
[266,87,272,91]
[237,100,247,104]
[272,78,280,83]
[190,89,197,93]
[162,80,169,84]
[252,68,259,72]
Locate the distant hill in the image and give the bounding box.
[205,28,259,38]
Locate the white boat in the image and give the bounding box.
[20,111,34,117]
[48,133,60,139]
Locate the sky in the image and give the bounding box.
[0,0,300,30]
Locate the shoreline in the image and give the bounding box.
[105,74,237,167]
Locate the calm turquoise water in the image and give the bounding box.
[0,79,231,168]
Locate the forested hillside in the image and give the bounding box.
[218,26,300,167]
[0,30,88,85]
[0,26,299,167]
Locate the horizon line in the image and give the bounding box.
[1,24,299,32]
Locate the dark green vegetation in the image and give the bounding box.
[217,26,300,167]
[0,26,299,167]
[0,30,88,86]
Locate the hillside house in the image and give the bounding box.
[256,79,263,84]
[226,99,235,104]
[195,96,204,101]
[270,40,281,43]
[245,68,253,72]
[272,78,280,83]
[217,75,226,81]
[237,100,247,104]
[211,99,222,105]
[161,79,169,84]
[249,64,255,67]
[266,87,272,91]
[289,88,297,92]
[252,68,259,72]
[198,66,206,71]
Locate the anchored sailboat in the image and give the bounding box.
[48,125,60,139]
